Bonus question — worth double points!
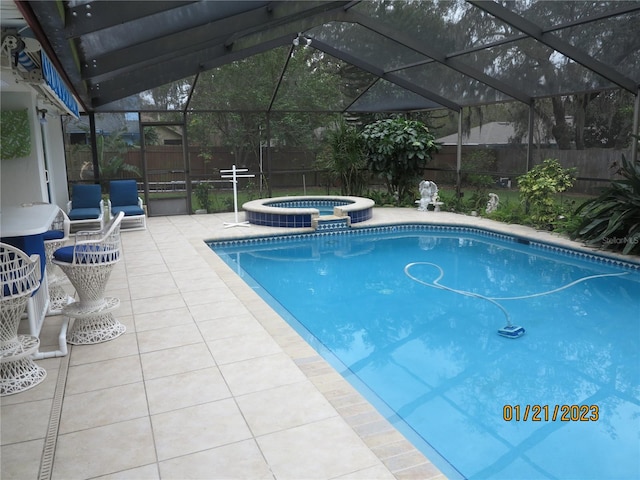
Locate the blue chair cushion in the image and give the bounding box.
[3,283,37,297]
[53,246,81,263]
[53,245,110,264]
[111,205,144,217]
[110,180,139,208]
[43,230,65,241]
[72,184,102,209]
[68,207,101,220]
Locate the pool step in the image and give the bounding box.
[314,215,351,231]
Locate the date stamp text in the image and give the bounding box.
[503,404,599,422]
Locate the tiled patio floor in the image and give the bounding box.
[2,208,632,480]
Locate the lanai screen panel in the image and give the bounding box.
[272,48,379,112]
[188,47,291,112]
[348,79,443,112]
[356,0,526,51]
[308,21,429,71]
[34,0,640,114]
[503,0,640,29]
[396,63,512,107]
[551,11,640,82]
[97,77,196,112]
[457,38,619,98]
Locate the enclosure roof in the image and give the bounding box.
[13,0,640,113]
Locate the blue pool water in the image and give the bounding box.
[210,225,640,480]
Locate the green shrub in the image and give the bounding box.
[194,182,212,212]
[517,159,576,228]
[486,198,526,224]
[362,117,440,205]
[571,152,640,255]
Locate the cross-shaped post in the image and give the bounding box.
[221,165,255,228]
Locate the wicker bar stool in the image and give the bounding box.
[52,212,126,345]
[41,206,74,314]
[0,243,46,396]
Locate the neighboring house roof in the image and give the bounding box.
[437,121,560,146]
[437,122,521,145]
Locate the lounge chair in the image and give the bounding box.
[108,180,146,230]
[67,184,105,230]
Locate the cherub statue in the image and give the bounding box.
[417,180,438,211]
[486,192,499,214]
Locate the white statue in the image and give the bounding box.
[417,180,439,211]
[486,192,499,214]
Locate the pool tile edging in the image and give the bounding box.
[208,222,640,271]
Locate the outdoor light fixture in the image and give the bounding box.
[292,33,312,47]
[37,108,47,124]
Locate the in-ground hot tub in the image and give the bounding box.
[243,195,375,228]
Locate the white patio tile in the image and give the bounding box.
[0,399,51,445]
[136,323,204,353]
[145,367,231,414]
[59,382,149,434]
[180,286,230,307]
[207,329,283,364]
[127,274,179,299]
[95,463,160,480]
[69,331,139,365]
[236,380,338,436]
[151,399,252,461]
[197,312,264,340]
[52,417,156,480]
[219,352,308,396]
[159,439,273,480]
[65,355,143,395]
[187,298,249,322]
[140,342,216,380]
[0,438,44,480]
[134,306,194,331]
[257,416,383,479]
[131,293,186,315]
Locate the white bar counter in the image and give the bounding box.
[1,203,68,358]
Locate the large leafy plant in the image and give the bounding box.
[518,158,576,228]
[572,151,640,255]
[317,118,368,196]
[96,129,141,180]
[361,117,440,204]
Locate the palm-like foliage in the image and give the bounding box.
[572,151,640,255]
[316,119,368,196]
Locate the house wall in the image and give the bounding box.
[1,88,48,206]
[1,69,70,210]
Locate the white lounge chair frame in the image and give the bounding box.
[107,196,147,231]
[66,198,105,231]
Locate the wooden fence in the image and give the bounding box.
[66,144,631,195]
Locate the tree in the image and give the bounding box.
[187,46,342,166]
[316,118,368,196]
[361,117,440,204]
[76,127,142,188]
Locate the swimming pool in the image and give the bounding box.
[209,225,640,480]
